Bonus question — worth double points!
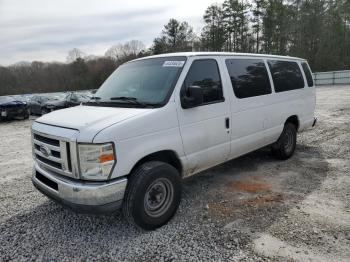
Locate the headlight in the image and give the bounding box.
[78,143,116,181]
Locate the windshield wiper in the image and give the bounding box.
[110,96,147,107]
[84,96,101,105]
[85,96,161,108]
[91,96,101,100]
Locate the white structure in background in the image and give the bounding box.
[313,70,350,85]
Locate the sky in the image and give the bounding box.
[0,0,218,66]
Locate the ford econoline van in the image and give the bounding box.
[31,52,316,230]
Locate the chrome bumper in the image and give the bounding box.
[32,163,128,213]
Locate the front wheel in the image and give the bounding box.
[122,161,182,230]
[23,109,30,119]
[271,122,297,160]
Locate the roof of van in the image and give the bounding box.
[132,52,306,62]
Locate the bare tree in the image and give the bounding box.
[66,48,86,63]
[124,40,145,55]
[105,40,145,61]
[105,43,125,60]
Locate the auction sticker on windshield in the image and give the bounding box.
[163,61,185,67]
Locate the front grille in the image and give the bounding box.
[36,154,62,169]
[51,150,61,158]
[34,134,60,146]
[32,131,77,179]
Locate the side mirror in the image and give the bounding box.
[181,85,204,109]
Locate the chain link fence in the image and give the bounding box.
[313,70,350,85]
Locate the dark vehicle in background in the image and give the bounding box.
[0,97,29,121]
[41,92,91,114]
[28,95,50,115]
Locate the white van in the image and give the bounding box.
[31,52,316,229]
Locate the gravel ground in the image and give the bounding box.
[0,85,349,261]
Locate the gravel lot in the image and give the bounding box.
[1,86,349,261]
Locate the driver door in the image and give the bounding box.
[176,58,231,175]
[69,94,79,106]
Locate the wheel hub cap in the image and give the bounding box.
[144,178,174,218]
[284,129,294,153]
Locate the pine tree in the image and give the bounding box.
[152,18,195,54]
[251,0,267,53]
[202,4,226,51]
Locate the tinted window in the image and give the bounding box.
[301,62,314,87]
[32,96,48,103]
[225,59,271,98]
[268,60,304,92]
[184,59,223,104]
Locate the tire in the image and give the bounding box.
[271,122,297,160]
[23,109,30,119]
[123,161,182,230]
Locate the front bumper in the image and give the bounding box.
[1,106,28,120]
[32,163,128,213]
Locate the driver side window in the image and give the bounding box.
[70,94,78,101]
[183,59,224,104]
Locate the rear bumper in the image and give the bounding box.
[299,117,317,132]
[32,163,128,213]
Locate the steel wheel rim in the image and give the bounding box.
[284,129,294,153]
[144,178,174,218]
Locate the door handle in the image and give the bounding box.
[225,117,230,129]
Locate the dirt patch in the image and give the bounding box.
[210,180,281,217]
[208,202,235,217]
[242,193,284,208]
[228,181,271,193]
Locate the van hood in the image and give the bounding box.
[36,105,152,139]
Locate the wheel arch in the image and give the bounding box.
[131,150,183,176]
[285,115,299,131]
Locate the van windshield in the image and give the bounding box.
[90,57,187,108]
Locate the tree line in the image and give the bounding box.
[0,41,147,96]
[153,0,350,71]
[1,0,349,96]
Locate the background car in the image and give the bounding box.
[28,95,51,115]
[0,97,29,121]
[41,92,91,114]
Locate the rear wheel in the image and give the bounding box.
[271,122,297,160]
[122,161,182,230]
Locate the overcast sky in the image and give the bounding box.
[0,0,218,66]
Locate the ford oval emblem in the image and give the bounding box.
[39,145,51,157]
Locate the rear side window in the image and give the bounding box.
[184,59,223,104]
[268,60,304,92]
[301,62,314,87]
[225,59,271,98]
